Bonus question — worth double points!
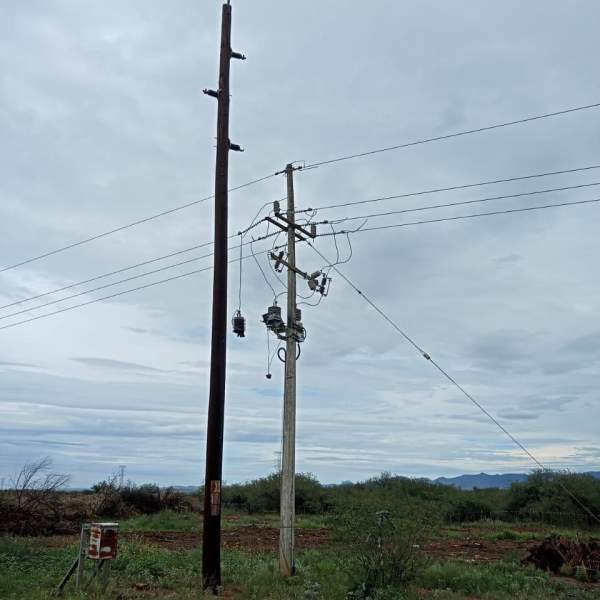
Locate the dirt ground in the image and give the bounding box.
[43,524,331,553]
[42,524,525,562]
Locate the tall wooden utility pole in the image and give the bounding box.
[264,166,319,575]
[202,1,245,591]
[280,163,297,576]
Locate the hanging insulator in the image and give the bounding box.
[232,310,246,337]
[295,308,302,323]
[203,88,219,99]
[273,251,285,272]
[273,200,281,215]
[310,223,317,237]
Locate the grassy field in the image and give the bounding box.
[1,511,599,600]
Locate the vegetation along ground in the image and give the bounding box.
[1,465,600,599]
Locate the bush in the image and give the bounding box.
[221,473,329,514]
[340,510,423,598]
[93,482,187,517]
[0,458,75,536]
[506,471,600,527]
[445,499,496,523]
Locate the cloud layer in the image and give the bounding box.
[0,1,599,486]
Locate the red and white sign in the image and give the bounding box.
[87,523,119,560]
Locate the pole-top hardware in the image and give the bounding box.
[262,304,285,336]
[272,251,285,272]
[230,50,246,60]
[203,88,220,99]
[229,142,244,152]
[273,200,281,215]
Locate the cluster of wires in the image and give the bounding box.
[1,98,599,524]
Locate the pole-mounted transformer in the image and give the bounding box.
[231,310,246,337]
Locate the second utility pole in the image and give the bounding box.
[202,1,245,592]
[280,163,297,576]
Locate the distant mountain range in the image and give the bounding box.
[433,471,600,490]
[68,472,600,492]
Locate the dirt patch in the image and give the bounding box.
[40,525,330,552]
[423,537,523,562]
[130,525,330,552]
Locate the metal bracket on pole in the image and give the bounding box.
[269,253,309,280]
[265,216,306,242]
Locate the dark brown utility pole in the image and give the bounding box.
[202,1,245,592]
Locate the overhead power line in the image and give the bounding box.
[325,181,600,225]
[0,241,213,310]
[296,163,600,214]
[0,229,277,322]
[0,237,287,333]
[0,174,278,274]
[0,264,215,332]
[307,242,600,526]
[0,218,268,311]
[305,101,600,168]
[317,196,600,236]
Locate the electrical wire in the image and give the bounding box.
[314,196,600,236]
[307,241,600,526]
[0,232,280,321]
[324,181,600,225]
[0,241,214,310]
[250,237,277,299]
[0,173,279,274]
[304,102,600,169]
[0,239,289,333]
[295,163,600,214]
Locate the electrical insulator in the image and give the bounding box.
[203,88,219,99]
[295,308,302,323]
[232,310,246,337]
[273,200,281,215]
[231,50,247,60]
[319,275,328,295]
[229,142,244,152]
[272,251,285,272]
[307,270,321,292]
[310,223,317,237]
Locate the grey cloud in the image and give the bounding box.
[71,357,168,373]
[1,0,600,486]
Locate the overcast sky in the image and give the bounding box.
[1,1,599,488]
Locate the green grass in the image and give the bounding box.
[2,516,598,600]
[120,510,202,532]
[119,510,330,533]
[416,559,598,600]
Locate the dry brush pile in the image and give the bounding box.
[0,458,189,536]
[524,535,600,581]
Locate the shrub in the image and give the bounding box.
[221,473,329,514]
[445,499,495,523]
[341,510,423,598]
[506,471,600,527]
